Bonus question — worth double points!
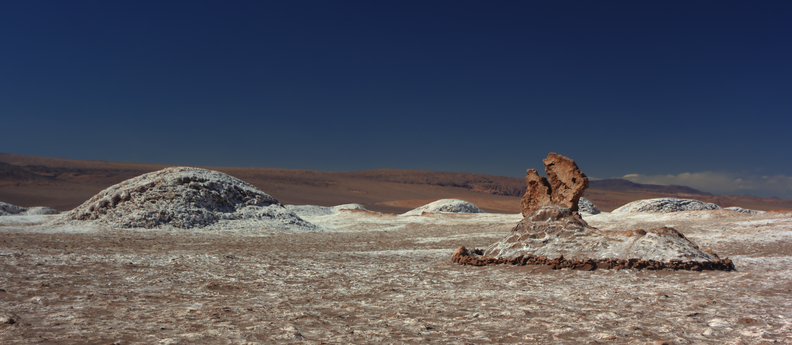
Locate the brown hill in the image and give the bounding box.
[589,179,711,196]
[0,162,59,186]
[1,152,790,213]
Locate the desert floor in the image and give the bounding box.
[1,210,791,344]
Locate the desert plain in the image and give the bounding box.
[1,207,791,344]
[1,153,792,344]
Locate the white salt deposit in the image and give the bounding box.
[725,206,765,214]
[578,197,600,214]
[0,202,58,216]
[0,201,25,216]
[612,198,721,214]
[56,167,320,232]
[23,206,58,215]
[401,199,484,216]
[286,203,371,217]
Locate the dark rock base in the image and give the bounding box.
[452,246,735,271]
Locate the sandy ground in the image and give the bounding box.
[1,210,791,344]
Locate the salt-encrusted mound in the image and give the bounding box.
[482,205,718,262]
[59,167,319,231]
[578,197,600,215]
[22,206,58,215]
[0,202,25,216]
[0,202,58,216]
[725,206,765,215]
[286,203,370,217]
[612,198,721,214]
[402,199,484,216]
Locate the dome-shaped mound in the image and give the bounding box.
[402,199,484,216]
[1,201,26,216]
[60,167,318,231]
[23,206,58,215]
[612,198,720,214]
[725,206,765,215]
[578,197,601,215]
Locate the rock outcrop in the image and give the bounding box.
[520,152,588,216]
[402,199,484,216]
[453,153,732,271]
[58,167,319,231]
[612,198,721,214]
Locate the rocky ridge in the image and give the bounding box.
[57,167,319,231]
[452,153,733,271]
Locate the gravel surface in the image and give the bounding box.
[1,210,791,344]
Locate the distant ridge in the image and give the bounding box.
[0,152,790,212]
[589,179,711,196]
[0,162,58,185]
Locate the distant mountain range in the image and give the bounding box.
[0,152,789,213]
[588,179,711,196]
[0,162,58,185]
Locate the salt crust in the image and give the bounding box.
[578,197,600,215]
[401,199,484,216]
[0,201,58,216]
[55,167,320,232]
[612,198,721,214]
[286,203,370,217]
[725,206,765,214]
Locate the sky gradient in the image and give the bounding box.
[1,1,791,198]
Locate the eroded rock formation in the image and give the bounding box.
[520,152,588,216]
[454,153,733,271]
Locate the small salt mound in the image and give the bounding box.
[24,206,58,215]
[0,202,58,216]
[612,198,721,214]
[58,167,319,231]
[578,197,600,215]
[402,199,484,216]
[0,201,26,216]
[725,206,765,215]
[286,203,370,217]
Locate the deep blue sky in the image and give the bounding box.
[2,1,791,197]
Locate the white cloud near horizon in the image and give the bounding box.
[622,171,792,198]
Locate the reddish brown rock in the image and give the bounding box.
[520,169,552,217]
[451,248,735,271]
[543,152,588,212]
[520,153,588,216]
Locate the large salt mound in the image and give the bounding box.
[286,203,370,217]
[402,199,484,216]
[59,167,319,231]
[0,202,58,216]
[578,197,600,215]
[612,198,721,214]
